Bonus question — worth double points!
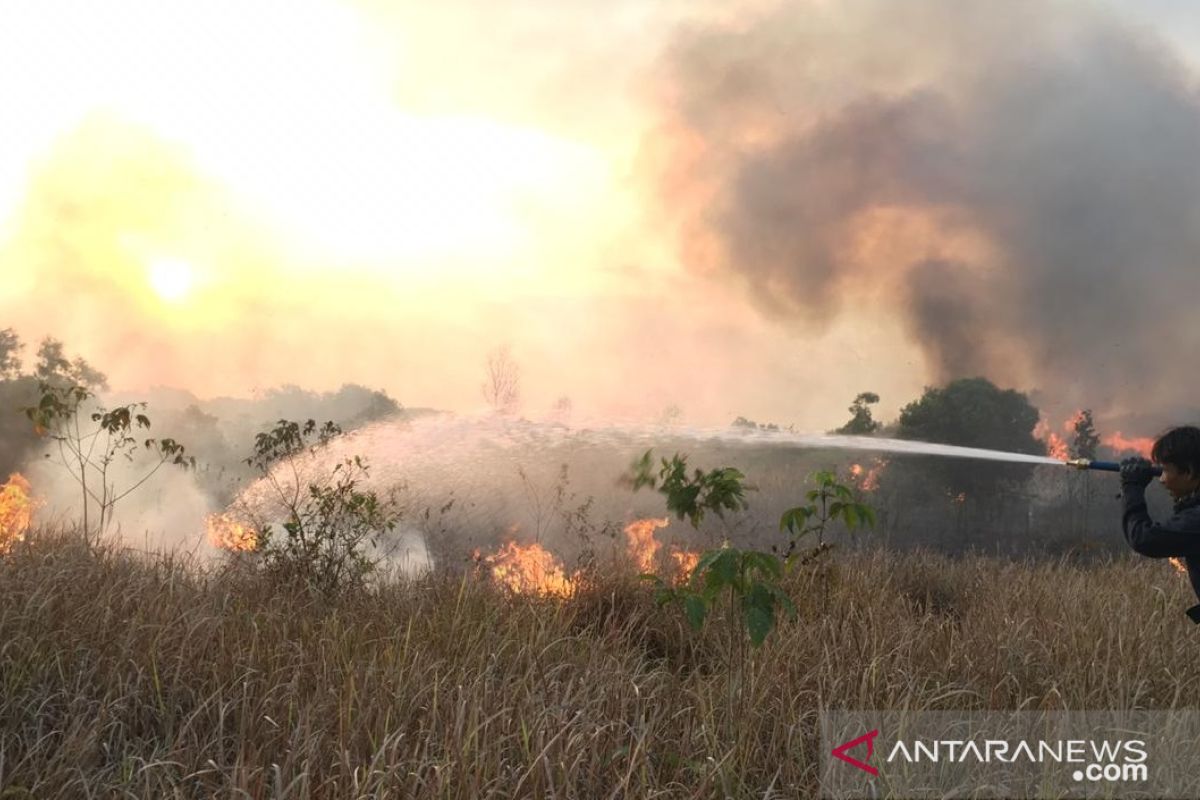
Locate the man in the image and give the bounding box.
[1121,426,1200,624]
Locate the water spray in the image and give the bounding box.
[1064,458,1162,476]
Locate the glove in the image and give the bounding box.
[1120,456,1156,489]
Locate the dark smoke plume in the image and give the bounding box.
[646,0,1200,424]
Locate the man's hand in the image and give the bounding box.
[1120,456,1156,489]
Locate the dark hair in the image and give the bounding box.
[1152,426,1200,474]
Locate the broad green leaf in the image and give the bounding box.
[743,587,775,647]
[683,594,708,630]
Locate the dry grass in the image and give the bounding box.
[1,531,1197,799]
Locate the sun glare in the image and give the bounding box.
[0,1,608,275]
[148,258,194,302]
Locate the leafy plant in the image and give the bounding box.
[625,450,750,527]
[653,546,796,647]
[779,469,876,560]
[628,452,875,649]
[244,419,401,595]
[24,381,193,542]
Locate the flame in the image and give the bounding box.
[623,516,698,584]
[1045,432,1069,461]
[950,491,967,504]
[0,473,40,554]
[849,458,887,491]
[671,549,700,578]
[1035,419,1070,460]
[205,512,258,552]
[1169,557,1188,576]
[1103,432,1154,459]
[476,540,576,597]
[624,517,669,573]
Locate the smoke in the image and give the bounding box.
[645,0,1200,424]
[23,446,216,555]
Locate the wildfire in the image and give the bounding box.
[624,516,668,572]
[1103,432,1154,459]
[205,512,258,552]
[476,540,576,597]
[1035,419,1070,461]
[0,473,40,554]
[1045,432,1069,461]
[671,549,700,577]
[1169,557,1188,577]
[849,458,887,491]
[623,517,699,584]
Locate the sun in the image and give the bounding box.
[148,258,195,302]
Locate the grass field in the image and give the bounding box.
[1,530,1196,799]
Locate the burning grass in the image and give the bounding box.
[0,473,39,554]
[471,517,700,598]
[204,510,258,552]
[2,530,1199,798]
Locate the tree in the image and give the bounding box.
[732,416,780,432]
[894,377,1044,499]
[834,392,882,435]
[24,381,193,542]
[34,337,107,390]
[0,328,22,380]
[0,329,39,476]
[481,346,520,413]
[348,388,402,426]
[242,419,402,594]
[1070,409,1100,460]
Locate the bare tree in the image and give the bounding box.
[482,345,520,413]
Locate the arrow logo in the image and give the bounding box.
[831,729,880,776]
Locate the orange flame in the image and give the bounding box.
[849,458,887,491]
[1035,419,1070,460]
[205,512,258,552]
[1103,432,1154,459]
[0,473,40,554]
[624,516,669,573]
[671,549,700,578]
[477,540,576,597]
[1045,433,1069,461]
[1169,557,1188,577]
[623,516,698,584]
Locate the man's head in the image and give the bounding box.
[1152,426,1200,500]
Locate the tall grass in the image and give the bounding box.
[1,530,1196,798]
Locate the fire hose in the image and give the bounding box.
[1064,458,1163,476]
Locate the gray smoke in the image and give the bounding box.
[646,0,1200,423]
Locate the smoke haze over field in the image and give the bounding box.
[2,0,1200,431]
[648,0,1200,428]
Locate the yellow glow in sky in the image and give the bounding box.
[0,0,930,427]
[147,258,195,303]
[0,0,610,273]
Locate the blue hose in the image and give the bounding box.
[1085,459,1162,476]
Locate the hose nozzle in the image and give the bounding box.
[1063,458,1162,476]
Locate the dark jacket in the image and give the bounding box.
[1122,486,1200,623]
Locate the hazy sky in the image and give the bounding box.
[2,0,1198,432]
